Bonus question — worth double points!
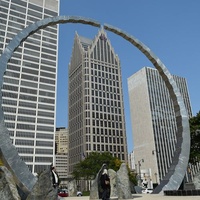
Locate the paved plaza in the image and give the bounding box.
[61,194,200,200]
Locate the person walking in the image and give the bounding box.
[51,165,60,189]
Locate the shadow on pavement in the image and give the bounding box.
[131,195,143,199]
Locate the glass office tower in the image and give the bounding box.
[68,29,128,173]
[128,67,192,185]
[0,0,59,174]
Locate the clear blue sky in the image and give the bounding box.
[56,0,200,153]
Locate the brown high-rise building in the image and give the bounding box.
[55,127,68,186]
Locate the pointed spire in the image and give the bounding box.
[99,27,107,42]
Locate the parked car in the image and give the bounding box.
[77,191,82,196]
[141,188,153,194]
[58,189,68,197]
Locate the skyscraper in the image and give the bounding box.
[68,29,128,173]
[127,67,192,186]
[0,0,59,174]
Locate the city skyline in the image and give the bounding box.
[57,0,200,154]
[0,1,197,194]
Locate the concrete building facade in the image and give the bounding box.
[0,0,59,174]
[55,127,68,154]
[55,127,68,184]
[68,29,128,173]
[127,67,192,186]
[128,150,136,171]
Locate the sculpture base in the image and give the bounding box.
[164,189,200,196]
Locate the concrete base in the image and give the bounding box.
[164,189,200,196]
[184,182,195,190]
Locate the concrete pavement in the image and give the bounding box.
[61,194,200,200]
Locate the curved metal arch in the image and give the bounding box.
[0,16,190,194]
[0,16,100,195]
[104,24,190,193]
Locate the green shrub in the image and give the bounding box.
[82,190,90,196]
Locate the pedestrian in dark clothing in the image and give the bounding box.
[100,169,110,200]
[51,165,60,189]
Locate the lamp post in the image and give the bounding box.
[138,159,144,186]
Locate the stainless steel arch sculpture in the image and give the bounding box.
[103,24,190,193]
[0,16,190,194]
[0,16,100,195]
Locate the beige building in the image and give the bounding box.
[55,127,68,154]
[68,29,128,173]
[128,150,136,171]
[128,67,192,187]
[55,127,68,186]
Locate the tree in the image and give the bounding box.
[189,111,200,164]
[72,151,122,181]
[127,168,137,186]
